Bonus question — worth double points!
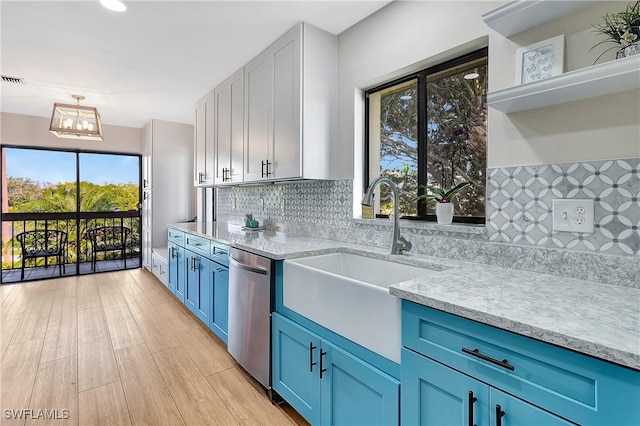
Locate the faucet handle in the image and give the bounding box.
[399,236,412,253]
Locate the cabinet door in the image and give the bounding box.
[244,52,272,182]
[203,93,215,185]
[184,250,200,315]
[194,95,214,186]
[229,71,244,184]
[209,262,229,343]
[402,348,488,426]
[214,69,244,185]
[214,79,231,185]
[174,246,186,303]
[194,98,207,186]
[142,227,152,270]
[167,243,181,295]
[321,340,400,426]
[271,25,301,180]
[490,389,573,426]
[272,313,321,425]
[195,257,211,325]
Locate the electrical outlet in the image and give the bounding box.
[552,199,594,233]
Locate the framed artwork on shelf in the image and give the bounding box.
[515,35,564,85]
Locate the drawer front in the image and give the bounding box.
[184,234,210,257]
[210,241,229,266]
[402,300,640,425]
[168,228,185,246]
[151,253,168,286]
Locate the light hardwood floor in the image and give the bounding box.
[0,269,308,426]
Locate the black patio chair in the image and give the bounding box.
[16,230,67,280]
[86,226,131,271]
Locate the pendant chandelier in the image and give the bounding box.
[49,94,103,141]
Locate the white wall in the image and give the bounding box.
[338,1,640,215]
[0,112,143,154]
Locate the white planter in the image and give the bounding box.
[436,203,454,225]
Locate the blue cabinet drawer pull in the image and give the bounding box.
[309,342,317,373]
[462,347,515,371]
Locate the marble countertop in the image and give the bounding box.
[167,221,640,371]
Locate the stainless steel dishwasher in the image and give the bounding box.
[228,247,273,390]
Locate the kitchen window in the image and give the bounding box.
[365,48,487,223]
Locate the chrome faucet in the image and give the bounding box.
[361,177,412,255]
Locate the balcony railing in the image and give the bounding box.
[1,211,141,283]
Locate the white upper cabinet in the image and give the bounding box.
[194,93,214,186]
[243,22,339,183]
[214,68,245,185]
[244,49,275,181]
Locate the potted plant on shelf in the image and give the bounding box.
[413,181,470,225]
[591,1,640,63]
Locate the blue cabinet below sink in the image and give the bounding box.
[272,313,399,426]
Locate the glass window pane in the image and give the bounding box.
[2,147,77,213]
[426,61,487,216]
[377,79,418,216]
[79,153,139,213]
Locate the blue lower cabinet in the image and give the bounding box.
[273,313,321,424]
[321,340,399,426]
[401,349,572,426]
[273,313,399,426]
[167,242,183,298]
[401,301,640,426]
[402,348,488,426]
[489,388,573,426]
[209,261,229,343]
[184,251,211,324]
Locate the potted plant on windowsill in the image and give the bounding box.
[413,182,470,225]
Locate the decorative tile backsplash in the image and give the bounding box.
[216,180,352,227]
[216,157,639,259]
[486,158,640,256]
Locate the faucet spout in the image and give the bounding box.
[362,177,412,255]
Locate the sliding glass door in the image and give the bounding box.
[1,146,141,283]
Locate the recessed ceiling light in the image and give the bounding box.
[464,72,480,80]
[400,95,412,100]
[100,0,127,12]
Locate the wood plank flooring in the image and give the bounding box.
[0,269,308,426]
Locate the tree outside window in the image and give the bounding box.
[367,48,487,223]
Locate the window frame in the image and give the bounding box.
[364,47,488,225]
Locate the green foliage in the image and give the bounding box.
[8,180,138,213]
[377,61,487,217]
[591,1,640,63]
[413,181,471,204]
[4,180,140,268]
[379,165,418,216]
[6,177,43,208]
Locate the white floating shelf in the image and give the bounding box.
[482,0,598,37]
[487,55,640,113]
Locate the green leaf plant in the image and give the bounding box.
[412,181,471,204]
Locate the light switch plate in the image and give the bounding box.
[552,199,594,233]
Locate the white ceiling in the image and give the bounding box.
[1,0,391,129]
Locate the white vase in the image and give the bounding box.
[436,202,454,225]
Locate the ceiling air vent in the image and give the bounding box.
[1,75,25,84]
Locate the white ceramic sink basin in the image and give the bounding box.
[283,252,438,363]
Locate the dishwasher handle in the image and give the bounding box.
[229,256,268,275]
